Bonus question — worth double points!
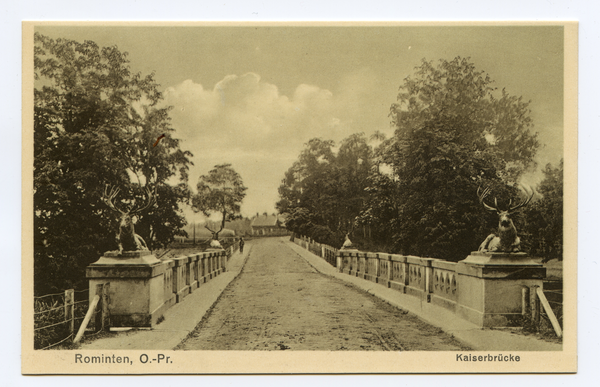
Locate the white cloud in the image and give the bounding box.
[162,72,392,218]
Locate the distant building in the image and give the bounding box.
[250,214,289,236]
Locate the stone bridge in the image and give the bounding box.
[85,236,557,351]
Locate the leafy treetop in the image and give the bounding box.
[192,164,247,239]
[34,33,192,294]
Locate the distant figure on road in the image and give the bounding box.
[239,237,245,253]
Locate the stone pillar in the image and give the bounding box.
[86,250,167,328]
[356,254,363,277]
[386,255,393,288]
[190,254,199,291]
[200,254,207,282]
[173,255,190,302]
[455,251,546,327]
[185,256,192,289]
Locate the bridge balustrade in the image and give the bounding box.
[431,260,459,310]
[293,234,546,328]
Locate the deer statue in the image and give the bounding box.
[477,185,534,253]
[340,220,357,250]
[341,233,355,249]
[102,185,156,252]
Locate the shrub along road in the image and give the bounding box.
[177,237,469,351]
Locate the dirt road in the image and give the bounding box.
[177,238,469,351]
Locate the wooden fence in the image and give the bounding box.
[34,283,110,349]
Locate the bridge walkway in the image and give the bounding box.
[177,237,467,351]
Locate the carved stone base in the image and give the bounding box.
[456,251,546,327]
[87,250,166,327]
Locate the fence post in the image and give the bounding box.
[73,294,100,344]
[522,286,530,316]
[64,289,74,337]
[101,283,110,330]
[531,285,541,329]
[94,283,104,331]
[536,287,563,338]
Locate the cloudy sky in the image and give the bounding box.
[36,24,565,220]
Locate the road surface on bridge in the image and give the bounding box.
[177,238,470,351]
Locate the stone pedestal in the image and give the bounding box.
[86,250,167,328]
[455,251,546,327]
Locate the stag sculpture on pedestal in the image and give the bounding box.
[477,185,534,253]
[103,185,156,252]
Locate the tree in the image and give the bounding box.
[192,164,247,241]
[356,168,399,249]
[277,138,336,242]
[277,135,373,247]
[385,57,540,260]
[335,133,373,232]
[524,160,563,261]
[355,132,400,248]
[34,33,192,294]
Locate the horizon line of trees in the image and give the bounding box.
[277,57,563,262]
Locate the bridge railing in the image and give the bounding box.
[163,249,229,307]
[292,235,339,267]
[337,248,549,329]
[293,234,550,331]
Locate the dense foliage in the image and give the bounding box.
[385,57,540,260]
[278,57,554,261]
[34,33,192,295]
[277,134,372,247]
[523,160,564,261]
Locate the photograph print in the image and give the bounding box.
[23,21,577,374]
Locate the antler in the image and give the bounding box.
[103,185,156,215]
[103,185,125,214]
[130,186,157,215]
[508,184,534,213]
[477,186,498,212]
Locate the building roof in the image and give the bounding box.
[251,214,286,227]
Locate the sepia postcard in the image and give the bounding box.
[22,21,578,374]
